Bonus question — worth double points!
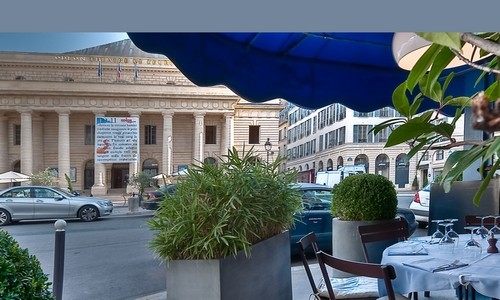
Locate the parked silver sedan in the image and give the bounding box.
[0,186,113,225]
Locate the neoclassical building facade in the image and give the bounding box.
[0,40,282,195]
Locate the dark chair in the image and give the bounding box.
[297,232,327,300]
[465,215,496,227]
[297,232,378,300]
[316,250,408,300]
[357,218,410,264]
[357,218,422,299]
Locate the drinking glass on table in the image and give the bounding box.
[476,216,491,239]
[440,220,460,250]
[488,215,500,236]
[464,226,482,258]
[430,220,445,243]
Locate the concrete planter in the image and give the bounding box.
[127,196,140,213]
[332,218,394,277]
[165,230,292,300]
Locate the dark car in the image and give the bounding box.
[289,183,418,256]
[141,184,177,210]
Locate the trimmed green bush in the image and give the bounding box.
[331,173,397,221]
[148,147,302,260]
[0,230,54,299]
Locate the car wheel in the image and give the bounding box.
[0,209,11,226]
[78,205,99,222]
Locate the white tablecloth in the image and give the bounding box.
[380,234,500,298]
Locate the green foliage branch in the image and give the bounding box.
[30,168,57,186]
[128,172,155,197]
[0,230,54,299]
[331,173,398,221]
[148,147,302,260]
[372,32,500,206]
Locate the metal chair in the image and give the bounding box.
[316,250,408,300]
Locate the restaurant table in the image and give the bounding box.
[380,234,500,299]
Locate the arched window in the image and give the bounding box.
[318,161,324,172]
[375,154,390,179]
[204,157,217,166]
[327,159,333,171]
[143,159,159,176]
[395,153,409,188]
[355,154,369,173]
[337,156,343,170]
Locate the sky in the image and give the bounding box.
[0,33,129,53]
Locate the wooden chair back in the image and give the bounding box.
[465,215,496,227]
[357,218,410,263]
[297,232,328,299]
[316,250,398,300]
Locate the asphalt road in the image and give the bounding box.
[2,215,165,300]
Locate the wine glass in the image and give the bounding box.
[438,221,455,245]
[488,215,500,237]
[464,226,482,258]
[430,220,444,243]
[476,216,491,239]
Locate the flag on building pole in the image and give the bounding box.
[134,63,139,80]
[117,63,122,79]
[97,61,102,80]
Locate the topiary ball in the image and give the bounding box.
[331,173,397,221]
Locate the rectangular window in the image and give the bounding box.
[145,125,157,145]
[249,125,260,144]
[14,124,21,145]
[84,125,95,145]
[353,125,373,143]
[205,125,216,144]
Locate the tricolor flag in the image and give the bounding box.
[117,63,122,79]
[97,61,102,77]
[134,63,139,80]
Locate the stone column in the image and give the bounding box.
[0,114,8,173]
[32,114,45,174]
[127,111,141,194]
[92,110,107,196]
[193,112,205,164]
[162,110,174,176]
[57,109,71,188]
[18,108,33,176]
[222,112,234,158]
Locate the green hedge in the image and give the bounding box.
[0,230,54,299]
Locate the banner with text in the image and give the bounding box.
[95,117,139,163]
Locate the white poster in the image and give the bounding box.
[95,117,139,163]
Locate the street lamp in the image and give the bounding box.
[264,138,272,163]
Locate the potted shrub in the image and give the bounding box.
[0,230,54,299]
[330,173,398,275]
[148,147,302,300]
[127,172,155,212]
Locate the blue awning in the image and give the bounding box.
[127,32,489,113]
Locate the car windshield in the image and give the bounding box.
[300,189,332,210]
[422,183,431,191]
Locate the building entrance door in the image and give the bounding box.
[112,164,129,188]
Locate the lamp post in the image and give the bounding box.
[264,138,272,163]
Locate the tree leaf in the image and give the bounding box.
[432,123,455,139]
[426,48,455,96]
[407,44,442,91]
[392,82,410,117]
[417,32,462,52]
[385,121,434,147]
[370,118,405,135]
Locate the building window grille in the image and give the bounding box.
[84,125,95,145]
[249,125,260,144]
[205,125,216,144]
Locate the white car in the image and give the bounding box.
[409,183,431,228]
[0,186,113,225]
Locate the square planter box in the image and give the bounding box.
[165,230,292,300]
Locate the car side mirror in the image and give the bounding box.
[54,195,64,201]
